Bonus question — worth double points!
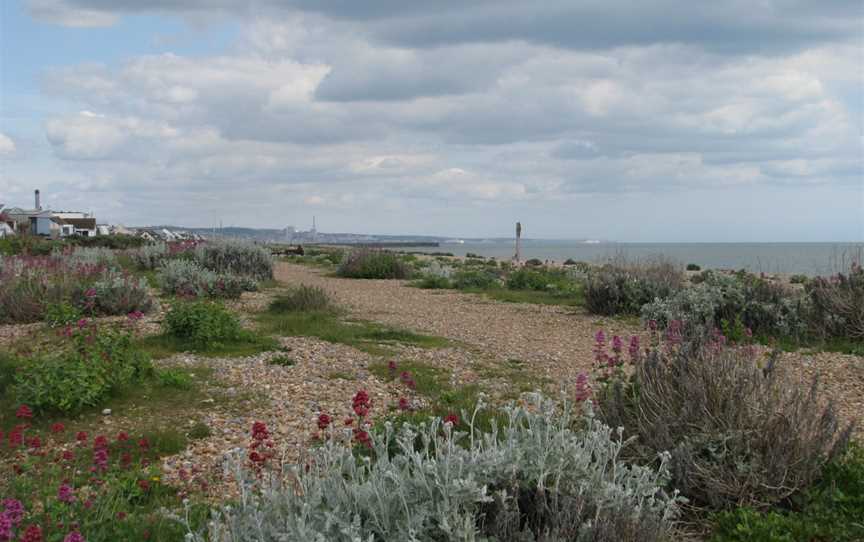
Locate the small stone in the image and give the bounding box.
[102,408,111,416]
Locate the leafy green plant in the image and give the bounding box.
[11,322,152,413]
[452,268,500,289]
[162,301,249,350]
[414,275,452,289]
[336,249,411,279]
[44,301,82,327]
[268,285,331,313]
[711,445,864,541]
[268,355,295,367]
[156,368,194,390]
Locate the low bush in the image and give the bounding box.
[806,263,863,340]
[414,274,452,289]
[129,242,169,270]
[710,444,864,541]
[336,248,411,279]
[0,422,204,541]
[193,240,273,281]
[268,286,331,313]
[789,273,809,284]
[686,263,701,271]
[524,257,543,266]
[584,258,683,316]
[11,321,152,413]
[642,270,808,339]
[452,268,500,289]
[188,395,682,541]
[162,301,248,350]
[593,326,852,511]
[158,259,256,299]
[0,256,153,324]
[66,233,147,249]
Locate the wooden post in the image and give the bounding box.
[515,221,522,263]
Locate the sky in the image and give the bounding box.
[0,0,862,241]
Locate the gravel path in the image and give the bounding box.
[275,262,863,437]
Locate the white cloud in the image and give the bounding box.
[0,133,15,156]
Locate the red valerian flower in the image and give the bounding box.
[251,422,269,441]
[116,512,127,520]
[63,531,84,542]
[137,437,150,451]
[352,428,371,448]
[387,360,397,372]
[443,413,459,426]
[398,397,411,411]
[116,432,129,442]
[93,435,109,450]
[15,405,33,420]
[352,390,371,418]
[317,413,332,430]
[137,480,150,492]
[20,524,43,542]
[62,450,75,461]
[50,423,65,434]
[75,432,88,443]
[57,483,75,504]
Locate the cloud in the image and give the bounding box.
[14,1,862,239]
[0,133,15,156]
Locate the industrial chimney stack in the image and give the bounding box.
[35,189,41,211]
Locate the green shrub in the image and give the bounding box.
[268,355,295,367]
[686,263,701,271]
[584,258,683,316]
[594,327,852,511]
[788,274,809,284]
[194,240,273,280]
[711,445,864,541]
[80,268,154,316]
[188,395,682,541]
[159,259,256,299]
[156,368,194,390]
[336,248,411,279]
[524,257,543,266]
[163,301,248,350]
[452,268,499,289]
[44,301,82,327]
[11,322,152,413]
[268,285,331,313]
[415,275,452,289]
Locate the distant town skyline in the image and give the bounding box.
[1,1,862,242]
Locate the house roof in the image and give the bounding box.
[63,218,97,229]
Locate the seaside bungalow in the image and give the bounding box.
[59,217,98,237]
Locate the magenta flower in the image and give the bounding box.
[611,335,623,354]
[574,372,591,402]
[1,500,24,525]
[63,531,85,542]
[15,405,32,420]
[628,336,640,362]
[58,483,75,504]
[594,330,606,345]
[84,288,97,297]
[76,318,88,329]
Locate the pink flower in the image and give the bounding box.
[628,336,640,362]
[63,531,85,542]
[387,360,397,372]
[137,437,150,451]
[594,330,606,345]
[352,390,371,418]
[2,500,24,525]
[116,432,129,442]
[75,431,88,443]
[611,335,623,354]
[58,483,75,504]
[352,428,371,448]
[84,288,97,297]
[15,405,33,420]
[574,372,591,402]
[398,397,411,411]
[317,413,331,430]
[76,318,88,329]
[50,423,65,434]
[443,413,459,426]
[20,524,43,542]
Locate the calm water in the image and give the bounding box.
[436,241,863,276]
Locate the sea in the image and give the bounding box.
[434,241,863,276]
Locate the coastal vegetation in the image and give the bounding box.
[0,243,861,541]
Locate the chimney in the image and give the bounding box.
[35,189,41,211]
